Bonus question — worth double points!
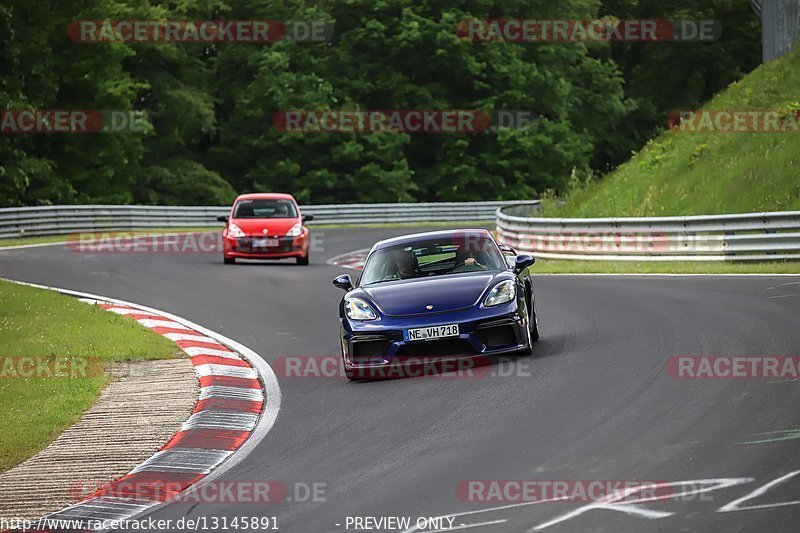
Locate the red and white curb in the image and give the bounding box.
[327,248,369,271]
[0,278,281,530]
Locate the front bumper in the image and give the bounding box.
[339,303,529,369]
[223,235,307,259]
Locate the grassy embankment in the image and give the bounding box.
[0,280,179,472]
[534,47,800,274]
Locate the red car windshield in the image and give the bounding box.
[233,199,297,219]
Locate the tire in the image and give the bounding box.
[525,282,539,349]
[296,253,309,265]
[529,308,540,342]
[223,256,235,264]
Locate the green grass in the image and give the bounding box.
[0,227,219,248]
[0,280,180,473]
[531,259,800,274]
[543,47,800,218]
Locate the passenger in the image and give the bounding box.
[396,251,420,279]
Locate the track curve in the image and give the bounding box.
[1,226,799,533]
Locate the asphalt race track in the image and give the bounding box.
[2,226,800,533]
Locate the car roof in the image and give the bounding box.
[234,193,296,202]
[372,229,493,251]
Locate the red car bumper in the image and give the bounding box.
[223,234,308,259]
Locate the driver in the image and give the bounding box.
[454,245,488,271]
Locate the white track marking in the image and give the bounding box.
[326,248,370,269]
[529,478,754,531]
[162,332,219,344]
[181,411,258,431]
[194,363,258,379]
[106,306,147,315]
[182,346,241,359]
[131,449,234,474]
[402,477,764,533]
[137,318,192,330]
[719,470,800,512]
[199,385,264,401]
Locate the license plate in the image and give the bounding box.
[252,238,279,248]
[404,324,459,342]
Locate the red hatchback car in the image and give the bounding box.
[217,193,313,265]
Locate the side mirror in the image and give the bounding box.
[217,215,229,223]
[302,214,314,223]
[333,274,353,291]
[514,254,536,273]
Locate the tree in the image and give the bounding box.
[209,0,630,201]
[595,0,761,170]
[0,0,762,206]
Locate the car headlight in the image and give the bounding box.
[286,222,303,237]
[228,223,245,238]
[345,297,377,321]
[484,280,516,307]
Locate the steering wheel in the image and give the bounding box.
[451,263,483,273]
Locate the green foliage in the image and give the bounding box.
[135,159,237,205]
[595,0,761,171]
[0,0,762,206]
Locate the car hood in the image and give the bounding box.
[231,218,298,237]
[359,272,511,317]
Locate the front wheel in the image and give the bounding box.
[529,308,540,342]
[523,284,539,351]
[296,253,309,265]
[223,256,235,264]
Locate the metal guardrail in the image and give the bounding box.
[496,204,800,261]
[760,0,800,63]
[0,201,541,240]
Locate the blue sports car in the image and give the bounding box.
[332,229,539,380]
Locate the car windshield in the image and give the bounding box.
[233,199,297,219]
[360,236,506,285]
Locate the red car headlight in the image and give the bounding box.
[228,223,246,238]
